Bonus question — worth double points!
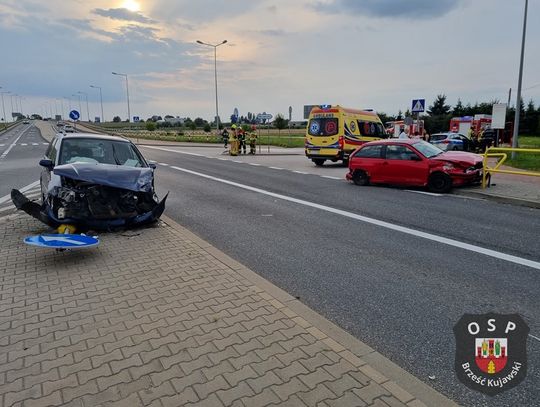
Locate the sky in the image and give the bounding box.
[0,0,539,122]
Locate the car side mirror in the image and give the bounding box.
[39,158,54,169]
[147,160,157,169]
[410,155,422,161]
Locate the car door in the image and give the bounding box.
[379,144,428,185]
[41,137,59,198]
[349,144,385,182]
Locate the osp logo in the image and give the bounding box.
[453,313,529,396]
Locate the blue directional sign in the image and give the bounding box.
[411,99,425,113]
[69,110,80,120]
[24,234,99,249]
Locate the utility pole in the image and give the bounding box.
[512,0,528,157]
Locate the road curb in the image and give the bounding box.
[453,189,540,209]
[160,214,458,407]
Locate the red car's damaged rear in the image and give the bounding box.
[346,139,483,193]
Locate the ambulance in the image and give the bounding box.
[305,105,387,166]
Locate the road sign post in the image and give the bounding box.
[288,106,292,147]
[412,99,425,136]
[256,113,273,153]
[69,110,80,130]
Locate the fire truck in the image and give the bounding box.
[385,120,425,137]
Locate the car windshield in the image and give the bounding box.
[59,138,146,167]
[413,140,444,158]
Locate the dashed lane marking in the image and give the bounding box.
[269,166,284,170]
[405,190,443,197]
[321,175,342,180]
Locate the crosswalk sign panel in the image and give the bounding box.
[411,99,425,113]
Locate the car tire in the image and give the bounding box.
[428,172,452,193]
[352,170,369,186]
[313,158,325,166]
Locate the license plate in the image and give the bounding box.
[309,149,320,155]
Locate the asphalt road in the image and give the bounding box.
[141,145,540,407]
[1,127,539,407]
[0,122,48,197]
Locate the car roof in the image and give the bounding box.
[366,139,420,145]
[56,132,130,143]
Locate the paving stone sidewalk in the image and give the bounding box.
[0,214,456,407]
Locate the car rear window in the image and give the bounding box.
[430,134,448,141]
[308,118,338,136]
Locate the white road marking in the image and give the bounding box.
[168,165,540,271]
[32,143,39,146]
[233,160,243,163]
[158,163,170,166]
[293,171,309,174]
[321,175,342,180]
[248,163,261,166]
[217,158,228,161]
[0,133,24,160]
[0,180,40,205]
[0,205,15,212]
[42,143,49,145]
[269,166,284,170]
[0,144,4,147]
[405,190,443,197]
[529,334,540,343]
[20,143,28,146]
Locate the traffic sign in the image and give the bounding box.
[133,116,140,122]
[411,99,425,113]
[256,113,273,120]
[24,234,99,249]
[69,110,80,120]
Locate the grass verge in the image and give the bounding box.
[506,136,540,171]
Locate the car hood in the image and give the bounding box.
[432,151,482,166]
[53,163,154,192]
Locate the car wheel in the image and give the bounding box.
[428,172,452,193]
[313,158,325,167]
[352,170,369,186]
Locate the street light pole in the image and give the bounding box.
[90,85,104,123]
[0,90,9,129]
[72,94,82,116]
[78,91,90,122]
[196,39,227,136]
[512,0,528,156]
[10,94,17,122]
[112,72,131,122]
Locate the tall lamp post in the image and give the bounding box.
[196,39,227,136]
[72,93,82,117]
[512,0,528,157]
[0,89,9,128]
[90,85,104,123]
[10,94,17,122]
[78,91,90,122]
[112,72,131,122]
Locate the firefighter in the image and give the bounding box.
[221,127,229,149]
[238,127,247,154]
[229,125,239,156]
[248,125,258,154]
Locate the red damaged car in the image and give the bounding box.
[346,139,483,193]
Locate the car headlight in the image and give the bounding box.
[443,163,454,171]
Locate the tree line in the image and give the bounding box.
[378,94,540,135]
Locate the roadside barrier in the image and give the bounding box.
[482,147,540,188]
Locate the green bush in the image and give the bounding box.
[145,122,157,131]
[203,123,211,132]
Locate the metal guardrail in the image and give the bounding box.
[482,147,540,188]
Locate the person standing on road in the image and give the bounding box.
[398,127,409,139]
[248,125,258,154]
[221,128,229,149]
[238,128,247,154]
[229,124,239,156]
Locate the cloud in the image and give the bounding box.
[92,7,157,24]
[313,0,464,19]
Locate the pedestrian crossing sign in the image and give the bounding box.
[411,99,425,113]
